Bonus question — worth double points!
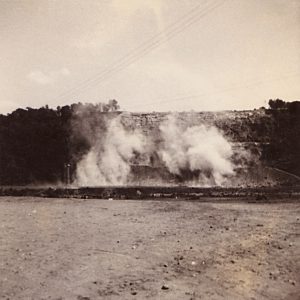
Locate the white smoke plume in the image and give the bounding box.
[158,115,235,186]
[73,108,240,187]
[75,116,146,186]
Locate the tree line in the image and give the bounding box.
[266,99,300,176]
[0,101,119,185]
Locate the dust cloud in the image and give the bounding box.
[74,110,238,186]
[159,115,235,186]
[75,116,146,186]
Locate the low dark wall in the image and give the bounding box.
[1,186,299,201]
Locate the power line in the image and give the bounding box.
[54,0,227,102]
[55,0,219,100]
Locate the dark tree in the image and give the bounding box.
[268,99,287,110]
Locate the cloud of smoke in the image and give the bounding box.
[75,116,146,186]
[73,108,238,187]
[158,115,235,185]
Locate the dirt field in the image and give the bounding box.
[0,197,299,300]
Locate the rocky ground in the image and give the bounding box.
[0,197,299,300]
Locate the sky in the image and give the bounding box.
[0,0,299,114]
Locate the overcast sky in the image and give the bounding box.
[1,0,299,114]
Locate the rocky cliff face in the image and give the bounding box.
[116,109,299,187]
[120,110,274,142]
[106,110,298,187]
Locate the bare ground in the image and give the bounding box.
[0,197,299,300]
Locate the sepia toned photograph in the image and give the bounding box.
[0,0,299,299]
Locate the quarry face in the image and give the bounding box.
[73,109,298,188]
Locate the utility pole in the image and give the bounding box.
[64,163,71,185]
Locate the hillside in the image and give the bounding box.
[0,101,299,186]
[120,109,298,186]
